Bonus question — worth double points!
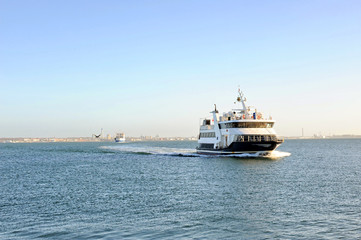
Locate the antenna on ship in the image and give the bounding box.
[235,86,242,103]
[235,87,250,119]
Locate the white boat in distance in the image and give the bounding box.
[115,133,125,143]
[196,89,283,155]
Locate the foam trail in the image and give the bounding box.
[101,146,199,157]
[267,150,292,159]
[100,146,291,159]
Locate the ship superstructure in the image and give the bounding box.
[196,89,283,155]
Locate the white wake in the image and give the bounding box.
[101,145,291,159]
[101,146,199,157]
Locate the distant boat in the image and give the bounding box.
[115,133,125,143]
[196,89,283,155]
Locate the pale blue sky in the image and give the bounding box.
[1,0,360,137]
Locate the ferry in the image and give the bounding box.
[196,89,283,155]
[114,133,126,143]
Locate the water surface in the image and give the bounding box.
[1,139,361,239]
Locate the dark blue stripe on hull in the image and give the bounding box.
[197,141,281,153]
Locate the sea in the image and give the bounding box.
[1,139,361,239]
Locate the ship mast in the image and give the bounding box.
[211,104,222,149]
[236,88,250,119]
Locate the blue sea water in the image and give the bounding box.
[1,139,361,239]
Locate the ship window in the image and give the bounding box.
[235,135,276,142]
[200,132,215,138]
[204,120,211,125]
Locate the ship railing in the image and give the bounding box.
[233,116,266,120]
[222,116,274,121]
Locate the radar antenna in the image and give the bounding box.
[214,104,218,113]
[235,88,250,118]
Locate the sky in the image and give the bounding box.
[1,0,360,138]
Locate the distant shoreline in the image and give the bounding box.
[284,135,361,140]
[0,137,198,143]
[1,136,361,143]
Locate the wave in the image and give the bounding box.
[100,146,291,159]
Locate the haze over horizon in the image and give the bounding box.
[1,0,360,138]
